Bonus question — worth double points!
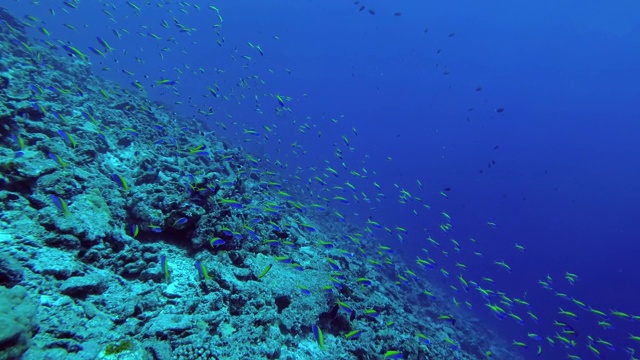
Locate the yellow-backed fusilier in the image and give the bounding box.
[312,324,324,350]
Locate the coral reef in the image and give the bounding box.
[0,7,520,360]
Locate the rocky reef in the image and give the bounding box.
[0,7,518,360]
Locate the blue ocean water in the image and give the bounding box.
[3,0,640,359]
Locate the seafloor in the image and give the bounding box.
[0,7,521,360]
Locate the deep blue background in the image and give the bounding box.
[6,0,640,358]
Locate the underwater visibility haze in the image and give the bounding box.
[0,0,639,359]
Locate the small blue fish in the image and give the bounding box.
[156,79,176,86]
[160,255,170,283]
[32,102,46,115]
[331,278,343,290]
[50,194,69,216]
[96,36,114,52]
[111,174,129,191]
[29,84,43,94]
[298,285,310,295]
[45,86,61,95]
[195,261,211,281]
[312,324,324,350]
[87,46,105,57]
[61,44,87,60]
[384,350,404,359]
[81,111,94,123]
[173,217,188,227]
[336,301,353,314]
[48,153,67,168]
[257,264,272,279]
[50,111,67,123]
[290,263,304,271]
[123,128,139,137]
[417,334,430,345]
[364,309,379,318]
[327,258,340,271]
[301,223,316,232]
[210,237,225,247]
[10,134,25,149]
[58,129,77,148]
